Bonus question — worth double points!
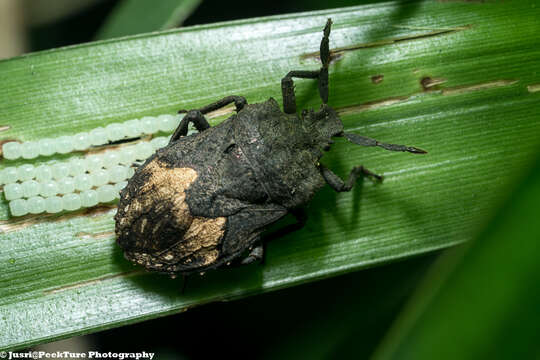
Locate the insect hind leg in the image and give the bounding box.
[240,242,264,265]
[169,110,210,143]
[171,96,248,143]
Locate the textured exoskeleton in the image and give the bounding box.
[115,19,426,276]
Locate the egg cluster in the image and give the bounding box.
[2,114,181,160]
[2,134,171,217]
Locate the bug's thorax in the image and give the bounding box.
[299,104,344,154]
[243,99,344,159]
[231,99,344,208]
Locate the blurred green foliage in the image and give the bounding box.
[374,152,540,360]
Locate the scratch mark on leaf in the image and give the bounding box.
[44,270,144,295]
[76,230,115,240]
[442,80,518,96]
[337,96,410,115]
[421,76,447,91]
[527,84,540,93]
[371,75,384,84]
[336,79,518,116]
[302,25,471,59]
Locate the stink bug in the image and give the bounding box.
[115,19,426,276]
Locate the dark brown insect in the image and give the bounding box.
[115,19,426,277]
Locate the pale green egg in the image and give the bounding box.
[38,138,56,156]
[17,164,36,181]
[55,136,74,154]
[4,183,24,200]
[105,123,125,141]
[21,141,40,159]
[51,162,70,180]
[68,158,87,176]
[140,116,160,134]
[157,114,178,132]
[85,154,104,172]
[109,165,127,183]
[22,180,40,198]
[40,180,59,197]
[97,184,116,203]
[91,169,109,187]
[73,132,91,151]
[62,193,81,211]
[44,196,63,213]
[80,190,99,207]
[2,167,18,184]
[124,119,143,138]
[74,173,92,191]
[89,127,107,146]
[27,196,46,214]
[35,164,53,182]
[2,142,22,160]
[57,177,75,194]
[9,199,28,216]
[103,151,121,167]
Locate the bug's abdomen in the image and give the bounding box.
[115,159,227,273]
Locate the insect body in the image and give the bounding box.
[115,19,426,276]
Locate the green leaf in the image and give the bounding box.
[372,153,540,360]
[95,0,202,40]
[1,0,540,350]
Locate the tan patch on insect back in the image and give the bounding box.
[118,160,198,236]
[139,161,198,193]
[184,217,226,247]
[127,217,225,270]
[118,160,226,271]
[176,216,226,257]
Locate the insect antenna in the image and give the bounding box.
[343,132,427,154]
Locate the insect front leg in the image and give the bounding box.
[281,18,332,114]
[281,70,320,114]
[320,164,383,192]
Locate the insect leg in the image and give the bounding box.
[240,242,264,265]
[320,164,383,192]
[197,95,247,114]
[171,96,247,143]
[343,132,427,154]
[281,18,332,114]
[281,70,320,114]
[169,110,210,143]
